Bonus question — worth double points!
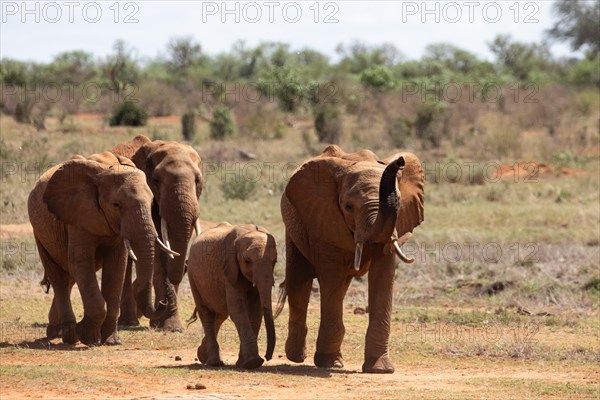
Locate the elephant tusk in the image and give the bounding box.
[124,239,137,262]
[393,240,415,264]
[156,237,180,258]
[194,219,202,236]
[161,218,170,249]
[354,242,364,271]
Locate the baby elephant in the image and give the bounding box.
[188,223,277,369]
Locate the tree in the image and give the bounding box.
[489,35,552,80]
[547,0,600,57]
[166,36,205,75]
[423,43,479,75]
[103,40,140,96]
[336,41,403,73]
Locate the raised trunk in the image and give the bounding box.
[257,282,275,361]
[360,157,404,244]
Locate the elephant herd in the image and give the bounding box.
[28,134,425,374]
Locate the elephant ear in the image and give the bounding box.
[43,160,113,237]
[384,152,425,244]
[110,135,152,161]
[284,157,354,251]
[220,227,241,286]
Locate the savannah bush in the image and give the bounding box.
[109,101,148,126]
[221,176,256,200]
[181,111,197,141]
[314,103,342,144]
[209,106,235,140]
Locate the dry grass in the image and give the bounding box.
[0,102,599,398]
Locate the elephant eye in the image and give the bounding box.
[244,258,252,264]
[345,204,353,211]
[195,175,201,184]
[113,202,121,208]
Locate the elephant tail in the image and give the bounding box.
[274,281,287,320]
[186,308,199,327]
[39,273,50,294]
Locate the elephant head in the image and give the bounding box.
[118,136,203,287]
[285,145,424,270]
[223,225,277,361]
[42,155,176,320]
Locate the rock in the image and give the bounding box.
[175,355,182,361]
[239,150,257,160]
[353,307,367,315]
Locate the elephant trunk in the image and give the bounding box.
[127,222,170,321]
[160,192,198,286]
[257,279,275,361]
[354,157,404,269]
[362,157,404,243]
[164,221,193,285]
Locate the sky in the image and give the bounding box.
[0,1,576,63]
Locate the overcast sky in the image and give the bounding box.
[0,1,575,63]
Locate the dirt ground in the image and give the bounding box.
[1,345,597,400]
[0,224,598,399]
[0,276,598,400]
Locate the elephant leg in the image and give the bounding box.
[196,306,225,367]
[284,237,314,364]
[362,253,396,374]
[314,274,352,369]
[35,236,77,344]
[47,296,60,339]
[100,247,127,345]
[150,254,183,332]
[226,289,263,369]
[71,242,106,346]
[118,258,140,327]
[248,290,262,339]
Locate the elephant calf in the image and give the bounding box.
[187,223,277,369]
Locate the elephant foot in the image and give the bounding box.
[76,320,101,346]
[362,354,395,374]
[314,352,344,369]
[102,332,122,346]
[206,357,225,367]
[197,343,208,364]
[118,314,140,327]
[46,324,61,340]
[236,355,264,370]
[61,322,78,345]
[150,315,183,332]
[285,340,307,363]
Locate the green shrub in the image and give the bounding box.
[388,118,412,147]
[14,99,33,124]
[414,100,446,148]
[314,103,342,144]
[259,66,312,112]
[360,65,396,92]
[209,106,235,140]
[109,101,148,126]
[221,177,256,200]
[567,56,600,87]
[181,111,197,141]
[552,151,588,169]
[244,110,286,140]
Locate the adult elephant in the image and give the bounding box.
[111,135,203,331]
[279,145,424,373]
[28,152,177,346]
